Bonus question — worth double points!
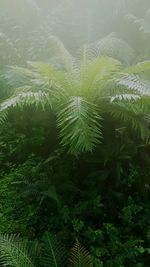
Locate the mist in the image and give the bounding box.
[0,1,150,266]
[0,0,150,65]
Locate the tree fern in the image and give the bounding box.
[0,37,150,154]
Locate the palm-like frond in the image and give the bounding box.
[41,232,67,267]
[0,91,52,113]
[85,33,134,64]
[80,57,120,96]
[0,234,35,267]
[117,75,150,96]
[0,233,95,267]
[0,110,8,124]
[110,94,141,102]
[57,96,102,154]
[69,240,93,267]
[27,61,73,96]
[109,101,150,140]
[47,36,75,72]
[125,60,150,74]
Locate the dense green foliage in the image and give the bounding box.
[0,0,150,266]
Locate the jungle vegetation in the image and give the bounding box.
[0,0,150,266]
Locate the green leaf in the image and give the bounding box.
[69,240,93,267]
[0,234,35,267]
[41,232,67,267]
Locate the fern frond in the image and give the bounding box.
[0,91,52,112]
[47,36,75,72]
[41,232,67,267]
[27,61,73,96]
[0,234,35,267]
[69,240,93,267]
[145,113,150,124]
[125,60,150,74]
[3,66,39,88]
[80,57,120,96]
[9,66,38,79]
[78,44,97,62]
[0,110,8,125]
[86,33,133,63]
[117,75,150,96]
[109,101,150,140]
[57,96,102,154]
[110,94,141,102]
